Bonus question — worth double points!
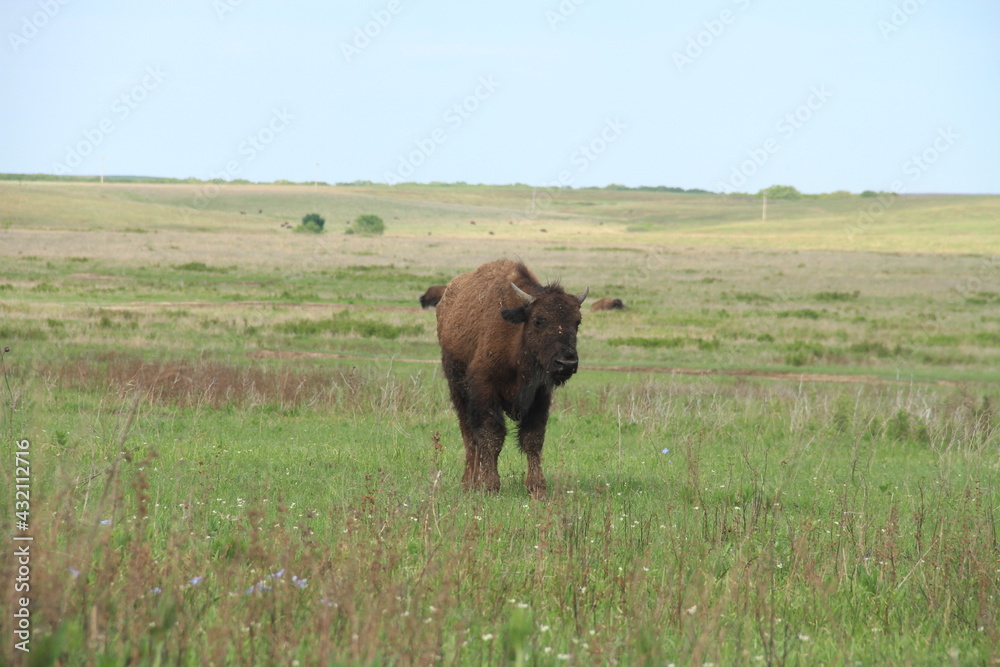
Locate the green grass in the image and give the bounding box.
[4,357,997,665]
[1,181,998,664]
[275,312,423,340]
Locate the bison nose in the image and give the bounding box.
[554,352,578,375]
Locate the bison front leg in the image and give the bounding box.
[518,391,552,499]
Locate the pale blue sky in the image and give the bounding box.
[2,1,997,193]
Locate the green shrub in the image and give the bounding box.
[298,213,325,233]
[972,331,1000,346]
[609,336,687,349]
[783,340,824,366]
[966,291,1000,305]
[730,292,774,304]
[848,341,905,358]
[0,324,47,341]
[885,410,931,445]
[347,214,385,236]
[697,338,721,351]
[276,313,421,340]
[758,185,801,199]
[173,262,230,273]
[814,290,860,302]
[777,308,822,319]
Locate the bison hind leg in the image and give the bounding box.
[463,412,505,493]
[451,399,501,493]
[443,356,504,493]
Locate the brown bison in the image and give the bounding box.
[590,297,625,311]
[419,285,446,309]
[436,259,588,497]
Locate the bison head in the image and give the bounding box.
[502,282,588,385]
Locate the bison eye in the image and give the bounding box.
[533,317,545,329]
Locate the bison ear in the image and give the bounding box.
[576,287,590,305]
[501,307,527,324]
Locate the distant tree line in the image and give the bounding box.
[750,185,900,200]
[601,184,711,194]
[0,173,331,186]
[0,173,902,198]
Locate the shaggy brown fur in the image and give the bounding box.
[590,297,625,311]
[419,285,446,308]
[436,259,587,497]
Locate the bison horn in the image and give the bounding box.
[510,283,535,306]
[576,287,589,305]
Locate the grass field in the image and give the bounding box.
[1,181,998,665]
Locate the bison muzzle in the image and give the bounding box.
[436,259,587,497]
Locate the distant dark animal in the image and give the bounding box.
[258,209,263,214]
[590,297,625,311]
[436,259,588,497]
[239,211,246,215]
[419,285,446,309]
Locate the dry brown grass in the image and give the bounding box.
[38,352,441,417]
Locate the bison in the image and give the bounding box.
[590,297,625,311]
[436,259,588,497]
[419,285,447,309]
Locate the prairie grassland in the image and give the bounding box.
[4,180,1000,251]
[1,181,998,665]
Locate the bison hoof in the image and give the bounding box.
[463,471,501,494]
[526,478,548,500]
[465,481,501,495]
